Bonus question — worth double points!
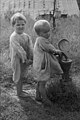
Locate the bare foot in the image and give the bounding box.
[18,91,28,98]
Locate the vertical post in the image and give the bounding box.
[19,0,20,8]
[33,0,35,8]
[53,0,56,28]
[24,0,25,8]
[14,0,15,8]
[28,0,31,9]
[43,0,45,8]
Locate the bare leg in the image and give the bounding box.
[39,81,52,106]
[16,78,23,97]
[35,81,42,101]
[17,62,26,97]
[12,58,22,97]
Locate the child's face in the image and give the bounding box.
[40,31,50,39]
[14,19,26,34]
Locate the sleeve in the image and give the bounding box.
[10,35,26,60]
[39,38,57,53]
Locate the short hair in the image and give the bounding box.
[11,12,26,26]
[33,20,50,35]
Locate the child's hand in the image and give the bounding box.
[55,50,62,55]
[25,59,33,66]
[22,53,27,63]
[22,58,26,63]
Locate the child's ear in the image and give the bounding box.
[39,32,41,36]
[39,32,42,36]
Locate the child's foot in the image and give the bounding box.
[18,91,28,98]
[42,98,52,108]
[35,97,43,104]
[35,97,42,102]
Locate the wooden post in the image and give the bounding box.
[53,0,56,28]
[14,0,16,8]
[24,0,25,8]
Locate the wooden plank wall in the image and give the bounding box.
[0,0,79,19]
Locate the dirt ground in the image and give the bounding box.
[0,14,80,120]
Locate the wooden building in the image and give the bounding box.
[1,0,79,19]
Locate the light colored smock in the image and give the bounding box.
[10,31,33,83]
[33,37,63,81]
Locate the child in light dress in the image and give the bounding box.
[10,12,33,97]
[33,19,63,106]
